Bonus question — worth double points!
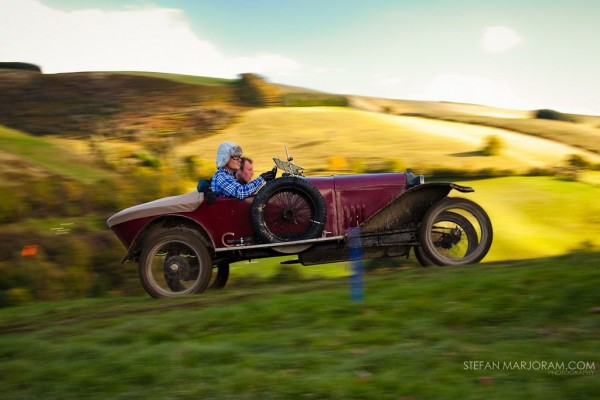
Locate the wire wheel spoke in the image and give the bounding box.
[251,176,327,245]
[263,191,313,239]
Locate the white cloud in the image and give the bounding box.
[373,74,406,87]
[481,26,523,53]
[415,74,531,109]
[0,0,302,78]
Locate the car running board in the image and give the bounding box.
[214,235,345,253]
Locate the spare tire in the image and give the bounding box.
[251,176,326,243]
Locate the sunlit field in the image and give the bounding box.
[176,107,600,174]
[456,176,600,261]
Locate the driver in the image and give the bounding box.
[236,156,254,184]
[211,142,276,199]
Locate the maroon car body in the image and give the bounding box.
[112,174,404,250]
[108,166,493,298]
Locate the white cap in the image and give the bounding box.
[216,142,243,168]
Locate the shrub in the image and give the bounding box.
[4,287,33,306]
[481,135,504,156]
[0,190,27,224]
[533,109,577,123]
[0,62,42,72]
[235,73,281,106]
[566,154,590,170]
[282,93,349,107]
[133,152,160,168]
[182,156,213,181]
[526,167,554,176]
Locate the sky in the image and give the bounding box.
[1,0,600,115]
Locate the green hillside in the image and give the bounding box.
[1,251,598,399]
[1,173,598,305]
[457,177,600,260]
[0,125,113,184]
[2,69,600,304]
[0,70,240,139]
[117,71,237,86]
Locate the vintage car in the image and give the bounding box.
[107,153,493,298]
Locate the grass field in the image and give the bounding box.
[348,96,531,119]
[117,71,237,87]
[176,107,600,174]
[1,71,599,398]
[0,125,113,184]
[455,176,600,261]
[1,251,598,399]
[4,103,600,266]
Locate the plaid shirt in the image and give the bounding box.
[211,168,265,199]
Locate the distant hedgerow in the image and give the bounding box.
[235,73,281,106]
[282,93,348,107]
[0,62,42,72]
[533,109,577,123]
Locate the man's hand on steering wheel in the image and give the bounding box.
[260,166,277,182]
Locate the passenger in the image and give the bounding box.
[236,156,255,184]
[211,142,276,199]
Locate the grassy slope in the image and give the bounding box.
[116,71,237,86]
[4,105,600,264]
[4,105,597,186]
[349,96,531,119]
[456,177,600,261]
[0,125,113,184]
[2,70,599,181]
[116,71,322,94]
[3,103,600,264]
[349,96,600,155]
[1,72,599,398]
[0,252,598,399]
[177,107,600,174]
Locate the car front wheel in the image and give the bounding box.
[414,210,478,267]
[138,228,212,298]
[418,197,493,266]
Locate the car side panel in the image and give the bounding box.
[305,177,337,236]
[332,174,406,233]
[185,196,255,248]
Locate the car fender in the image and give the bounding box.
[357,182,473,234]
[121,214,213,263]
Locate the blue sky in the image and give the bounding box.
[2,0,600,114]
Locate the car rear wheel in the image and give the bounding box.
[418,198,493,266]
[210,263,229,289]
[138,228,212,298]
[251,176,326,244]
